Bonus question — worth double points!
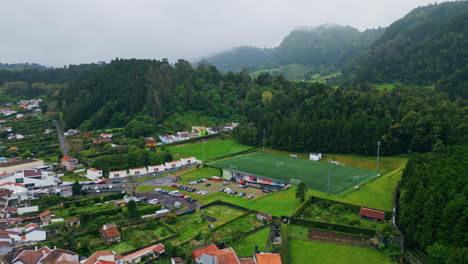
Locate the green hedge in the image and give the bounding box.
[291,218,377,237]
[281,224,290,264]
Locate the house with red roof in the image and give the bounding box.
[254,253,282,264]
[93,137,112,144]
[109,170,127,179]
[60,156,78,171]
[180,157,202,166]
[101,223,121,243]
[145,137,157,147]
[82,250,122,264]
[86,168,103,181]
[165,160,181,169]
[100,133,113,138]
[121,243,165,263]
[148,165,166,173]
[359,208,385,222]
[129,167,147,176]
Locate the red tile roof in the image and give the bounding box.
[123,243,165,260]
[89,168,101,172]
[359,208,385,220]
[61,156,72,162]
[192,244,219,260]
[102,227,120,238]
[0,182,25,187]
[39,210,51,218]
[205,248,240,264]
[255,253,282,264]
[83,251,116,264]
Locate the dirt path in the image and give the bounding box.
[53,119,69,156]
[307,228,373,248]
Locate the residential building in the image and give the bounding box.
[171,257,184,264]
[39,210,52,224]
[0,169,56,187]
[101,223,121,243]
[60,156,78,171]
[129,168,147,176]
[176,131,190,140]
[100,133,113,138]
[66,217,80,228]
[165,160,181,169]
[180,157,201,166]
[0,127,13,132]
[192,244,220,264]
[82,250,123,264]
[87,168,103,181]
[93,137,112,144]
[148,165,165,173]
[159,135,174,144]
[145,137,157,147]
[121,243,165,264]
[44,129,54,134]
[109,170,127,179]
[10,246,79,264]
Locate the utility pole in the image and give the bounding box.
[376,141,381,171]
[327,159,331,195]
[262,129,266,152]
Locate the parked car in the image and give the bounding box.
[222,181,229,186]
[172,184,178,188]
[219,188,225,192]
[154,188,162,192]
[238,192,246,197]
[204,183,211,186]
[148,199,159,205]
[231,191,238,195]
[248,195,254,199]
[262,190,270,193]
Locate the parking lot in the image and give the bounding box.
[140,190,199,211]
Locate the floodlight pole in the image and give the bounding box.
[262,129,266,152]
[376,141,381,172]
[327,159,331,195]
[202,139,205,162]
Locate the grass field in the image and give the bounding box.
[289,240,394,264]
[228,227,269,257]
[209,152,377,194]
[168,138,252,161]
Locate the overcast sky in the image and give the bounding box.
[0,0,448,67]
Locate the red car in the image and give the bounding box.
[179,194,186,198]
[172,184,179,188]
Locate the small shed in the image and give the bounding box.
[66,217,80,227]
[359,208,385,222]
[257,212,272,222]
[210,176,222,182]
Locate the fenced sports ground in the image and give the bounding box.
[209,152,377,195]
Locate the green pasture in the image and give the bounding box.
[168,138,252,161]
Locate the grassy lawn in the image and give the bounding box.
[60,173,90,182]
[209,213,265,243]
[136,185,156,193]
[168,138,251,161]
[289,240,395,264]
[202,205,245,221]
[229,227,270,257]
[178,167,221,183]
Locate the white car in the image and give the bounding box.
[148,199,159,205]
[154,188,162,192]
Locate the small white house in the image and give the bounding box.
[165,160,181,169]
[15,114,24,119]
[86,168,103,180]
[100,133,113,138]
[129,168,147,176]
[309,152,322,161]
[180,157,201,166]
[109,170,127,179]
[22,228,47,242]
[148,165,166,173]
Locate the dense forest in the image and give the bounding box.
[399,145,468,263]
[344,1,468,85]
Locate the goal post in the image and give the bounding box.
[276,162,284,168]
[229,165,238,171]
[290,179,301,185]
[353,176,360,182]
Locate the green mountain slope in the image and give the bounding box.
[203,25,384,73]
[344,1,468,85]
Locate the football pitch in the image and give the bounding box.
[209,152,377,195]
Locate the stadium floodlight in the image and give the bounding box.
[376,141,381,171]
[327,159,331,195]
[262,129,266,152]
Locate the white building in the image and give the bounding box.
[0,182,28,202]
[0,169,56,187]
[148,165,165,173]
[180,157,202,166]
[309,152,322,161]
[165,160,181,169]
[129,168,147,176]
[86,168,103,181]
[100,133,113,138]
[109,170,127,179]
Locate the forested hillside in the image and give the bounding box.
[204,24,384,74]
[399,145,468,263]
[344,1,468,85]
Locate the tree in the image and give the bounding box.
[427,243,451,264]
[127,200,137,218]
[295,182,308,202]
[72,180,82,196]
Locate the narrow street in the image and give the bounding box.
[53,119,70,156]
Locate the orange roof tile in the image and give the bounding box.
[192,244,219,260]
[255,253,282,264]
[102,227,120,238]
